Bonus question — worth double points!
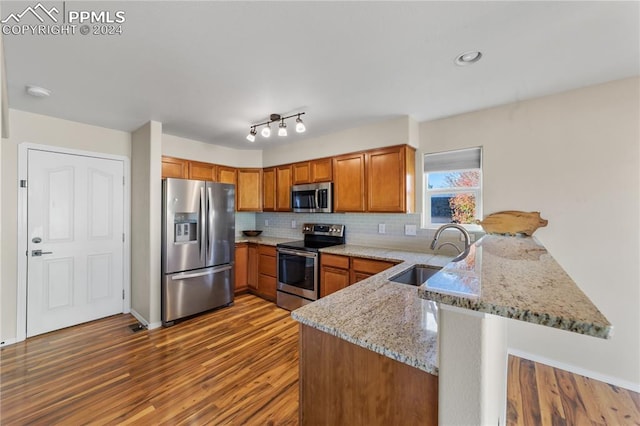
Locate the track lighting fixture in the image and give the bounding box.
[246,112,306,142]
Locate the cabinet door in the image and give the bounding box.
[189,161,217,181]
[247,244,258,291]
[161,156,188,179]
[333,153,366,212]
[276,165,292,211]
[263,168,276,212]
[366,145,415,213]
[218,166,237,185]
[292,162,311,185]
[234,243,248,294]
[320,266,350,297]
[257,245,277,301]
[311,158,333,182]
[237,168,263,211]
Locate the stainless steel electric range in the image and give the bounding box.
[276,223,345,311]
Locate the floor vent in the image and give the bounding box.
[128,323,147,333]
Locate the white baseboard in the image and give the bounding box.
[508,348,640,393]
[0,338,17,347]
[129,309,162,330]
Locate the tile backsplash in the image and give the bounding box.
[236,212,483,254]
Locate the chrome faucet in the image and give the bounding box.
[430,224,471,262]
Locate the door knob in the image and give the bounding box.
[32,250,53,256]
[32,237,42,243]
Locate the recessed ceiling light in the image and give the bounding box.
[26,85,51,97]
[454,51,482,66]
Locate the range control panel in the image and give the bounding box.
[302,223,345,237]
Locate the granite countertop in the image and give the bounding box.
[418,235,613,339]
[292,246,453,376]
[234,236,295,246]
[292,237,613,375]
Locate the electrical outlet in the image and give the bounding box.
[404,224,417,236]
[291,220,297,229]
[378,224,386,234]
[264,220,269,226]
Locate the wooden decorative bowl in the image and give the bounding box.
[242,230,263,237]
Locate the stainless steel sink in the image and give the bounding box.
[389,265,442,286]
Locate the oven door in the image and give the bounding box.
[277,248,318,300]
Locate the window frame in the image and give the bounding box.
[422,148,483,230]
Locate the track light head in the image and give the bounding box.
[246,127,257,142]
[261,123,271,138]
[295,114,306,133]
[278,120,287,136]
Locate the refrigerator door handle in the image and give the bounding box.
[200,186,206,263]
[207,185,213,262]
[171,264,233,281]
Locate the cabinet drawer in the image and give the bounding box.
[321,254,350,269]
[351,257,396,274]
[259,254,277,277]
[258,245,276,256]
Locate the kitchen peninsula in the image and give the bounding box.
[292,235,612,425]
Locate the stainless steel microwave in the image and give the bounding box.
[291,182,333,213]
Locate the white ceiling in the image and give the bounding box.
[3,1,639,149]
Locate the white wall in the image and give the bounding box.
[262,116,418,167]
[420,77,640,389]
[130,121,162,327]
[0,109,131,342]
[163,133,262,168]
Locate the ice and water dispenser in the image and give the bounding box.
[174,213,198,243]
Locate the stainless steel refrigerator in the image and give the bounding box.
[161,178,235,326]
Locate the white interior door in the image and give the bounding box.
[27,149,125,337]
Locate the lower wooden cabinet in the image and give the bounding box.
[247,243,259,291]
[234,243,248,295]
[350,257,397,284]
[320,254,350,297]
[256,245,277,301]
[320,254,397,297]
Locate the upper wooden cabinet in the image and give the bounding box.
[276,165,292,211]
[264,165,292,212]
[237,168,262,211]
[366,145,416,213]
[162,144,414,214]
[262,168,276,212]
[188,161,217,181]
[218,166,237,186]
[161,156,188,179]
[333,152,366,212]
[292,158,333,184]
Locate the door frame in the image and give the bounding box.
[16,143,131,342]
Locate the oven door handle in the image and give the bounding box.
[277,248,318,259]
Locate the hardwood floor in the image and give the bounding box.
[1,294,638,425]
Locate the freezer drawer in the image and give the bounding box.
[162,264,234,325]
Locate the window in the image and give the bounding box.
[423,147,482,228]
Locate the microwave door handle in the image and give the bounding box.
[314,190,320,209]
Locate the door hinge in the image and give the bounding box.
[122,289,125,300]
[122,233,125,242]
[122,176,125,185]
[19,179,27,188]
